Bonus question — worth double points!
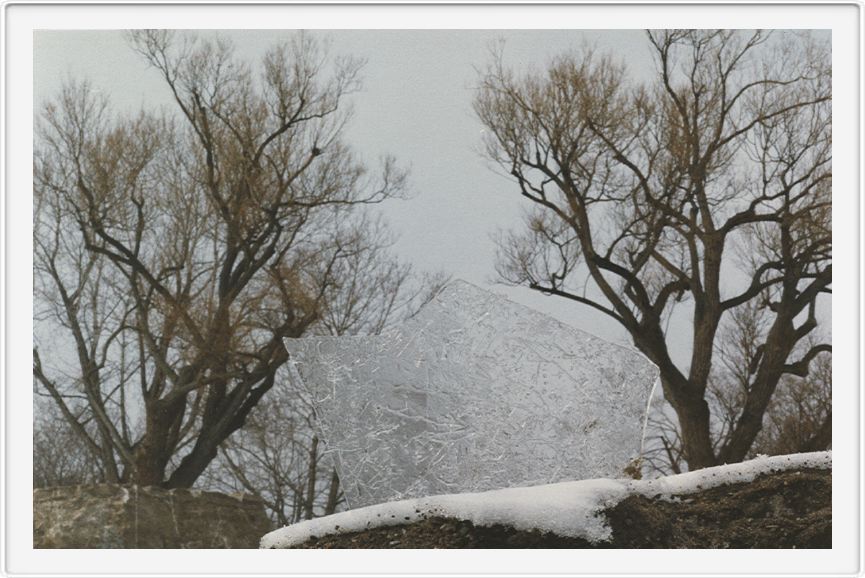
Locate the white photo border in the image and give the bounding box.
[3,2,861,576]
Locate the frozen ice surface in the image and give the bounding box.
[260,451,832,548]
[285,280,659,509]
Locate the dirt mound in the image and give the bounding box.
[291,469,830,549]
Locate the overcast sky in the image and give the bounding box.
[35,30,658,346]
[33,29,829,365]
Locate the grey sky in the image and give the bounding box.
[35,30,656,346]
[33,29,829,365]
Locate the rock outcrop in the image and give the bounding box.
[280,469,831,549]
[34,484,271,548]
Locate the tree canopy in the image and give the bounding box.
[475,30,831,469]
[33,31,410,487]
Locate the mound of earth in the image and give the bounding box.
[291,469,830,549]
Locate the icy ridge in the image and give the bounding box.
[260,451,831,548]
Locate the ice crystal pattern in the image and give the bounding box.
[285,280,659,509]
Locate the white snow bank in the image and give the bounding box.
[628,451,830,498]
[260,451,831,548]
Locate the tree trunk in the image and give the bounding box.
[166,369,279,488]
[303,436,319,520]
[165,439,221,488]
[643,342,717,471]
[130,397,187,486]
[324,470,341,515]
[672,392,717,469]
[719,325,796,464]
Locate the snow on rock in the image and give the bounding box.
[259,451,831,548]
[261,478,626,548]
[629,451,831,498]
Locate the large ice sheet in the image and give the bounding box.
[285,280,659,509]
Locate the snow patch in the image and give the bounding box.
[259,451,831,548]
[629,451,831,499]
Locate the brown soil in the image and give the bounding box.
[289,469,830,549]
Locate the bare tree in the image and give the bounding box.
[476,30,831,469]
[311,218,451,338]
[199,382,338,527]
[33,31,408,487]
[645,347,831,476]
[33,399,104,488]
[753,351,831,455]
[203,266,450,524]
